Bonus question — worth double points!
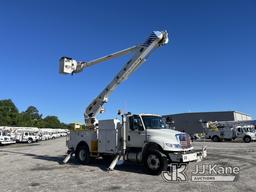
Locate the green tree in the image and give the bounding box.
[25,106,41,120]
[37,119,46,128]
[0,99,69,128]
[19,106,42,127]
[0,99,19,126]
[43,116,61,128]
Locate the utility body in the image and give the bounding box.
[15,130,40,143]
[60,31,207,175]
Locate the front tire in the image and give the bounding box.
[28,138,33,144]
[243,136,251,143]
[75,144,91,165]
[143,150,167,175]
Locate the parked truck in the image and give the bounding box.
[15,129,40,143]
[0,130,16,145]
[60,31,207,175]
[205,120,256,143]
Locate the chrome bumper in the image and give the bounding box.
[0,140,16,145]
[168,146,207,163]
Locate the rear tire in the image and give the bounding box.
[28,138,33,144]
[143,150,167,175]
[75,144,91,165]
[212,136,220,142]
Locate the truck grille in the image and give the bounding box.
[176,134,192,149]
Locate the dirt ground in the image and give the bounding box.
[0,138,255,192]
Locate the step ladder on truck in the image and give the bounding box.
[59,31,207,175]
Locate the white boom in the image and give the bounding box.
[59,31,169,127]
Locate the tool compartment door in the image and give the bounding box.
[98,119,120,154]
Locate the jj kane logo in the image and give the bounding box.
[161,163,240,182]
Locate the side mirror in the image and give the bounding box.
[138,125,144,131]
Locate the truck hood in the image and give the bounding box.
[146,129,193,151]
[146,129,182,143]
[245,132,256,138]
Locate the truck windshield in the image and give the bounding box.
[142,116,167,129]
[244,128,255,133]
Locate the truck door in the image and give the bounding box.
[236,128,244,138]
[24,132,29,141]
[127,115,146,148]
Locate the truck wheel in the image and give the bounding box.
[212,136,220,142]
[28,138,33,144]
[143,150,167,175]
[243,136,251,143]
[75,144,91,165]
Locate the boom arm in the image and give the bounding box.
[59,31,169,127]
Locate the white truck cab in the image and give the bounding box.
[40,131,51,140]
[0,130,16,145]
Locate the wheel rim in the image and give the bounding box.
[79,149,86,161]
[245,137,250,142]
[147,154,160,170]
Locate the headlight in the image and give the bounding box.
[165,143,181,149]
[165,143,173,148]
[174,144,181,148]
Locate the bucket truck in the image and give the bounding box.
[60,31,207,175]
[205,120,256,143]
[15,128,40,143]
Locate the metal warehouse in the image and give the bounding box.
[163,111,252,134]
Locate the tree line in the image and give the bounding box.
[0,99,73,129]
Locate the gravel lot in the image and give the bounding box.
[0,138,255,192]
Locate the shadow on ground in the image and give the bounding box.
[0,149,145,174]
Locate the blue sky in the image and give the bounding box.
[0,0,255,123]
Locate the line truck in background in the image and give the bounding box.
[60,31,207,175]
[205,120,256,143]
